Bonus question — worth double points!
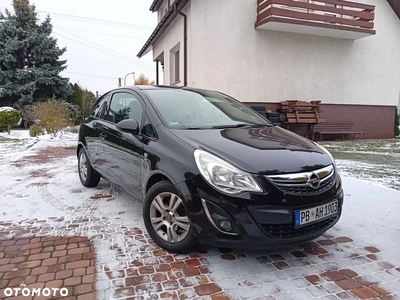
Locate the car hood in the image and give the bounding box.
[169,126,333,175]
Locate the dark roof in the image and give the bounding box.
[387,0,400,19]
[138,0,400,58]
[149,0,163,13]
[137,0,189,58]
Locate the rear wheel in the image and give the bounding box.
[143,181,197,253]
[78,148,100,187]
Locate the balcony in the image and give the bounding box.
[255,0,376,39]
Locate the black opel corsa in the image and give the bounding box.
[77,85,344,253]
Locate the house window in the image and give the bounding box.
[170,43,180,85]
[174,50,180,83]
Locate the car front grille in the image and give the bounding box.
[277,175,334,195]
[260,212,339,240]
[266,164,335,196]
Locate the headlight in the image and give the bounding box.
[193,149,263,195]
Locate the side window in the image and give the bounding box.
[96,101,109,119]
[91,100,103,117]
[91,94,110,118]
[141,114,157,138]
[107,92,144,125]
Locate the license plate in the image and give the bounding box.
[295,200,338,227]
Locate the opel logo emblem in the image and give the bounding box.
[308,172,321,189]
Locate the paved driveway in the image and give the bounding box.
[0,132,399,300]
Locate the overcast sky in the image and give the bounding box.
[0,0,158,95]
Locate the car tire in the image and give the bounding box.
[78,147,101,188]
[143,181,198,253]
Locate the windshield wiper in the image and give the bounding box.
[183,127,208,130]
[211,123,271,129]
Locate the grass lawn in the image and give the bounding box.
[321,140,400,191]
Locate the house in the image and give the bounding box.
[137,0,400,139]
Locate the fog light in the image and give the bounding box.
[219,220,231,230]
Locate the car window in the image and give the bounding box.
[96,101,109,119]
[141,114,156,138]
[145,89,270,129]
[107,92,144,125]
[91,95,106,117]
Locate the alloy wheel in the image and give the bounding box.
[149,192,190,243]
[79,152,88,181]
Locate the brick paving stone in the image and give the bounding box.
[334,237,353,243]
[151,272,168,282]
[364,246,380,253]
[82,274,95,284]
[306,275,323,285]
[0,235,95,300]
[367,284,387,296]
[66,260,90,269]
[64,276,82,286]
[125,275,150,286]
[160,291,178,299]
[291,251,307,258]
[74,284,93,295]
[194,283,222,296]
[42,257,58,266]
[273,261,290,270]
[37,273,55,282]
[335,278,362,290]
[339,269,359,279]
[185,258,201,266]
[183,266,200,277]
[321,271,347,281]
[56,269,73,279]
[318,239,338,246]
[74,268,86,276]
[48,263,65,273]
[220,254,236,261]
[351,287,380,299]
[170,261,186,269]
[138,265,154,274]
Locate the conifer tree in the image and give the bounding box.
[0,0,71,107]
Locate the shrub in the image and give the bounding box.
[395,109,400,137]
[0,108,21,134]
[29,124,44,137]
[16,104,35,128]
[31,99,72,137]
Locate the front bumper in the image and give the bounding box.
[175,173,344,250]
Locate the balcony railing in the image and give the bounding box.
[256,0,376,38]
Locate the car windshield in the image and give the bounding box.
[144,89,271,129]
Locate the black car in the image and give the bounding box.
[77,85,344,253]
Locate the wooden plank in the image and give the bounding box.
[257,0,374,20]
[265,7,374,29]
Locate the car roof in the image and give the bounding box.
[107,85,213,93]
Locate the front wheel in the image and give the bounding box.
[78,148,100,188]
[143,181,197,253]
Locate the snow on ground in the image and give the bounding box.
[322,140,400,192]
[0,130,399,299]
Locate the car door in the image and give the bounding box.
[96,91,145,198]
[83,94,110,173]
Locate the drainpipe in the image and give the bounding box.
[175,2,188,86]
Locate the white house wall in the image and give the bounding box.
[153,2,190,86]
[187,0,400,106]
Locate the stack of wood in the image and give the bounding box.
[280,100,325,124]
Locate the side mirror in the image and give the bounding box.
[116,119,139,135]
